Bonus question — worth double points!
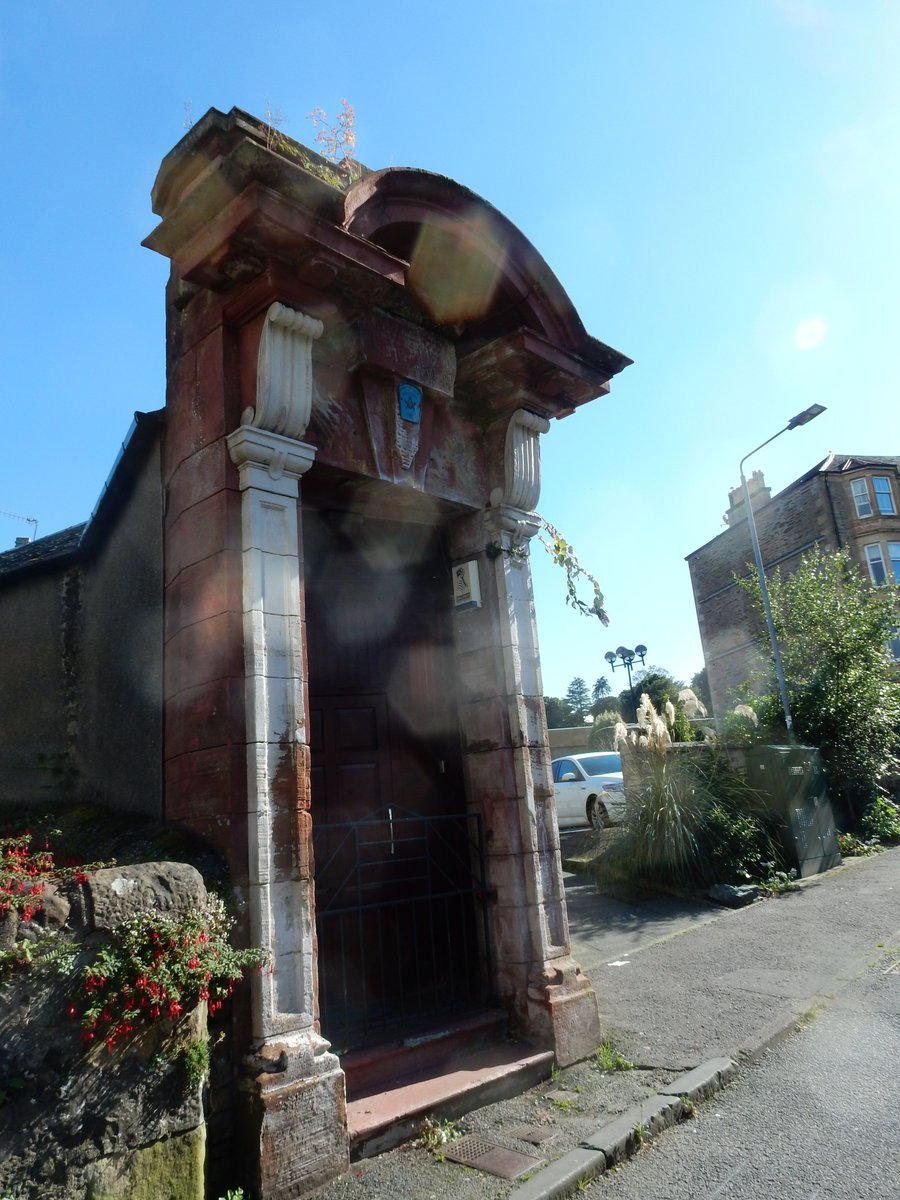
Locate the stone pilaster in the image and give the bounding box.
[450,410,601,1066]
[228,304,347,1198]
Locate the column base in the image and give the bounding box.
[240,1031,348,1199]
[527,957,603,1067]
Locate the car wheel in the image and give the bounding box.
[587,796,611,829]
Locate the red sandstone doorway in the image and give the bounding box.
[303,503,492,1053]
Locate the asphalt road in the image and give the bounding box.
[586,953,900,1199]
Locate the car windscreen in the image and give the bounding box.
[577,753,621,776]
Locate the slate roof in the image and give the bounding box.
[0,523,87,578]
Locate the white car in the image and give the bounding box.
[551,752,625,829]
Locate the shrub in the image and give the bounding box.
[72,897,269,1051]
[860,797,900,844]
[602,700,782,887]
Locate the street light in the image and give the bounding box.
[739,404,826,741]
[605,644,647,719]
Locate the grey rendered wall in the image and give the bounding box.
[0,437,163,816]
[0,572,71,804]
[77,442,164,814]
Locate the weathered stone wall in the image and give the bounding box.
[0,862,208,1200]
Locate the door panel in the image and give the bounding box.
[304,505,488,1049]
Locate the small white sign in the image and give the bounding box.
[452,560,482,609]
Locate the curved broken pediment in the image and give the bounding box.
[344,168,630,384]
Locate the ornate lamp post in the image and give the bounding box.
[605,644,647,720]
[739,403,826,741]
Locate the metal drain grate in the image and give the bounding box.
[441,1134,543,1179]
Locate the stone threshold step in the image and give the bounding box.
[348,1040,554,1160]
[342,1009,509,1102]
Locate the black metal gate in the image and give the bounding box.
[312,807,494,1053]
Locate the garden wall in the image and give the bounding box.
[0,861,210,1200]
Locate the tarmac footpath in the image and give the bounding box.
[313,846,900,1200]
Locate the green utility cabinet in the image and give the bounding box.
[745,745,842,878]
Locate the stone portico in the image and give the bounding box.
[144,107,630,1197]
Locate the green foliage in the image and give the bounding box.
[565,677,591,724]
[418,1117,461,1151]
[702,801,773,884]
[861,797,900,844]
[73,896,270,1051]
[690,667,712,713]
[632,668,683,716]
[178,1037,210,1093]
[836,830,878,857]
[738,547,900,818]
[720,704,763,746]
[544,696,575,729]
[538,519,609,625]
[590,676,612,716]
[756,865,800,895]
[604,751,710,885]
[0,934,77,977]
[593,1041,634,1072]
[1,833,110,922]
[604,706,781,887]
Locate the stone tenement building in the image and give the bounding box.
[686,454,900,718]
[0,109,631,1197]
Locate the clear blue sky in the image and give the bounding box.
[2,1,897,699]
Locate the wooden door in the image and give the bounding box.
[304,505,489,1048]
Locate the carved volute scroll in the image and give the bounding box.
[503,409,550,513]
[244,302,324,441]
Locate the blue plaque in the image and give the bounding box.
[398,382,422,424]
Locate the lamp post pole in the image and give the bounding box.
[739,403,826,742]
[605,645,647,721]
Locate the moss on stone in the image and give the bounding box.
[86,1126,205,1200]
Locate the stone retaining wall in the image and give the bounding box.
[0,862,210,1200]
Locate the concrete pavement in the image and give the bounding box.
[314,846,900,1200]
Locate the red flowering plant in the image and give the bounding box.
[72,895,269,1052]
[0,833,106,923]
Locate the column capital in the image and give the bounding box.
[483,502,542,551]
[227,426,316,496]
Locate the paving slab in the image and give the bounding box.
[313,847,900,1200]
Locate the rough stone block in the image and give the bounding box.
[246,1054,349,1199]
[87,862,207,933]
[83,1120,206,1200]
